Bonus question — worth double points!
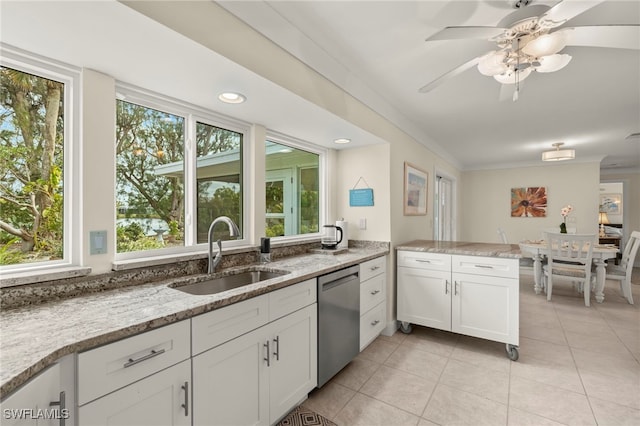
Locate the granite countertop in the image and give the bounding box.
[0,246,388,397]
[396,240,522,258]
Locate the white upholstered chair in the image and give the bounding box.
[497,228,508,244]
[543,232,597,306]
[605,230,640,304]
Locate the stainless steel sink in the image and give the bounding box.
[170,268,289,295]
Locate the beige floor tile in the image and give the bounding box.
[358,338,399,364]
[520,323,567,345]
[510,354,584,394]
[579,369,640,410]
[417,419,439,426]
[589,396,640,426]
[384,344,448,383]
[517,337,575,366]
[422,383,508,426]
[402,326,459,358]
[303,382,355,420]
[507,407,566,426]
[439,358,510,404]
[564,329,632,357]
[333,393,420,426]
[451,336,512,374]
[376,330,408,345]
[331,355,381,391]
[359,365,436,416]
[612,326,640,355]
[509,375,596,425]
[571,347,640,380]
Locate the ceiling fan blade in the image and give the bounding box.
[565,25,640,50]
[418,57,480,93]
[426,26,505,41]
[540,0,604,28]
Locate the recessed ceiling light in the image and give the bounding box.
[334,138,351,144]
[218,92,246,104]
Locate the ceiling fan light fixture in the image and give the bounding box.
[494,67,532,84]
[536,53,572,73]
[478,51,508,76]
[522,31,568,57]
[542,142,575,161]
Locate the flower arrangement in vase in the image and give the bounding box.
[560,205,573,233]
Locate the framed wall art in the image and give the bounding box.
[600,193,622,215]
[511,187,547,217]
[404,162,428,216]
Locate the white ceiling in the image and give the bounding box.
[219,0,640,171]
[1,0,639,171]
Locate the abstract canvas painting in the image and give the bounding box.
[511,187,547,217]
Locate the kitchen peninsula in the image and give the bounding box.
[396,240,521,360]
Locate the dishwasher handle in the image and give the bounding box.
[321,272,359,292]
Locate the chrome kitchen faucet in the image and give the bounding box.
[207,216,240,273]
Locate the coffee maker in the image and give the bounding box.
[321,225,343,249]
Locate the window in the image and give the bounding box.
[0,50,78,270]
[265,139,320,238]
[115,89,245,256]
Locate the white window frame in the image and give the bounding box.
[265,130,326,243]
[0,44,81,276]
[114,83,250,261]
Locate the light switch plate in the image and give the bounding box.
[90,231,107,255]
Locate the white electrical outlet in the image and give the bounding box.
[359,218,367,230]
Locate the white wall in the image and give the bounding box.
[335,144,391,242]
[82,69,116,274]
[461,162,602,244]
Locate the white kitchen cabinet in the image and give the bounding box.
[77,359,191,426]
[192,280,317,426]
[77,320,191,425]
[359,256,387,350]
[0,355,74,426]
[397,250,519,359]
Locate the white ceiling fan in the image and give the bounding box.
[419,0,640,101]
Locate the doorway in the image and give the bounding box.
[434,173,456,241]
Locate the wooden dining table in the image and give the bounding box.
[518,240,619,303]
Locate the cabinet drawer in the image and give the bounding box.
[360,256,386,282]
[192,294,269,356]
[360,273,385,313]
[360,303,386,350]
[78,320,190,406]
[452,255,518,279]
[397,251,451,271]
[269,278,317,321]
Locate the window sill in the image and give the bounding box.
[0,266,92,288]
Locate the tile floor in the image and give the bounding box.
[303,270,640,425]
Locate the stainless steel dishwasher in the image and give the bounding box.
[317,264,360,387]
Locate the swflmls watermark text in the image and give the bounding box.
[3,408,70,420]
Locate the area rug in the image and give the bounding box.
[276,406,337,426]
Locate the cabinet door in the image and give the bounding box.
[0,364,65,426]
[452,273,519,345]
[397,267,451,331]
[192,327,269,426]
[78,359,190,426]
[268,304,317,424]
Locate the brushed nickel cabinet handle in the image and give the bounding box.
[273,336,280,361]
[49,391,66,426]
[264,341,270,366]
[181,382,189,417]
[124,348,166,368]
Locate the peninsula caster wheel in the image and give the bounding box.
[399,322,413,334]
[506,344,519,361]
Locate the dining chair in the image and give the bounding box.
[605,230,640,304]
[497,228,508,244]
[543,232,597,306]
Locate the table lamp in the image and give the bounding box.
[598,211,609,237]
